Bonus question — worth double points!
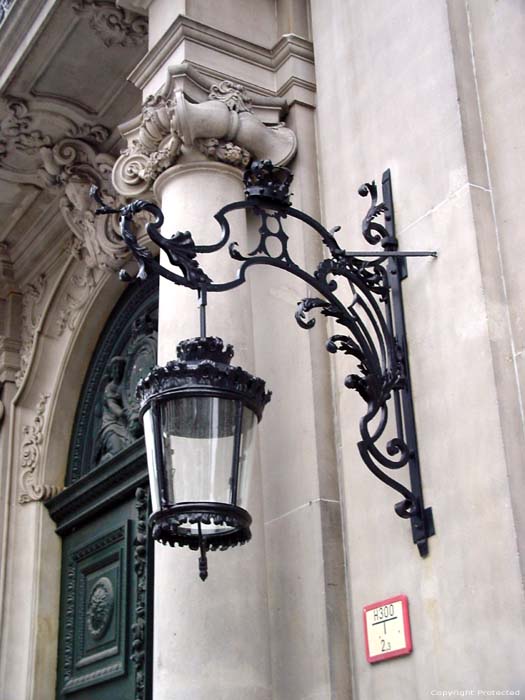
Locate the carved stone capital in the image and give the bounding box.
[38,138,129,272]
[112,74,297,197]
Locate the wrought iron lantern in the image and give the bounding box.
[136,336,270,580]
[92,158,437,580]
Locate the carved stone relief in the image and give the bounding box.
[95,356,133,464]
[94,312,157,465]
[72,0,147,47]
[196,138,251,168]
[16,273,47,388]
[39,138,128,273]
[0,99,51,161]
[209,80,253,112]
[112,78,297,197]
[19,392,60,503]
[0,98,123,273]
[0,97,109,175]
[68,274,158,483]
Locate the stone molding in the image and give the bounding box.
[19,392,61,504]
[127,15,316,107]
[112,68,297,197]
[72,0,147,48]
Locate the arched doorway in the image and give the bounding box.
[46,274,158,700]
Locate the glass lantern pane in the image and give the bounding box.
[236,408,256,508]
[160,396,239,505]
[143,408,161,513]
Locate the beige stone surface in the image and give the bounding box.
[265,499,350,700]
[151,159,274,699]
[311,0,525,695]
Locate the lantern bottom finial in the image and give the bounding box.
[150,502,252,578]
[198,521,208,581]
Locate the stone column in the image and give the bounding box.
[113,78,297,700]
[153,159,251,363]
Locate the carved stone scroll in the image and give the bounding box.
[39,138,129,272]
[72,0,147,47]
[19,393,61,503]
[0,99,51,161]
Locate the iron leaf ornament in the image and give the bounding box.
[91,161,436,556]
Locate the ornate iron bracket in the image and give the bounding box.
[91,160,436,556]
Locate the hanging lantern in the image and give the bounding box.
[137,336,271,580]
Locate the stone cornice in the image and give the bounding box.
[128,15,316,106]
[129,16,275,88]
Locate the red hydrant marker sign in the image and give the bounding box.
[363,594,412,663]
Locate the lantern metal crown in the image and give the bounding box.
[92,159,436,580]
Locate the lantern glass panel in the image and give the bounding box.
[237,407,256,508]
[159,395,257,509]
[143,408,161,512]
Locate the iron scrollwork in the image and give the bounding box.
[93,160,436,556]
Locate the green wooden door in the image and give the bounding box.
[47,276,158,700]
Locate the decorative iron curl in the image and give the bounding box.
[91,186,211,287]
[358,180,394,249]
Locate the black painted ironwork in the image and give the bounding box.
[92,159,436,557]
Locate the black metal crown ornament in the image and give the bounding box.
[243,159,293,205]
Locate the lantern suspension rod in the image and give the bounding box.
[198,288,208,338]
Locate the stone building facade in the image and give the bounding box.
[0,1,524,698]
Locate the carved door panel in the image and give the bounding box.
[46,275,158,700]
[56,489,151,700]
